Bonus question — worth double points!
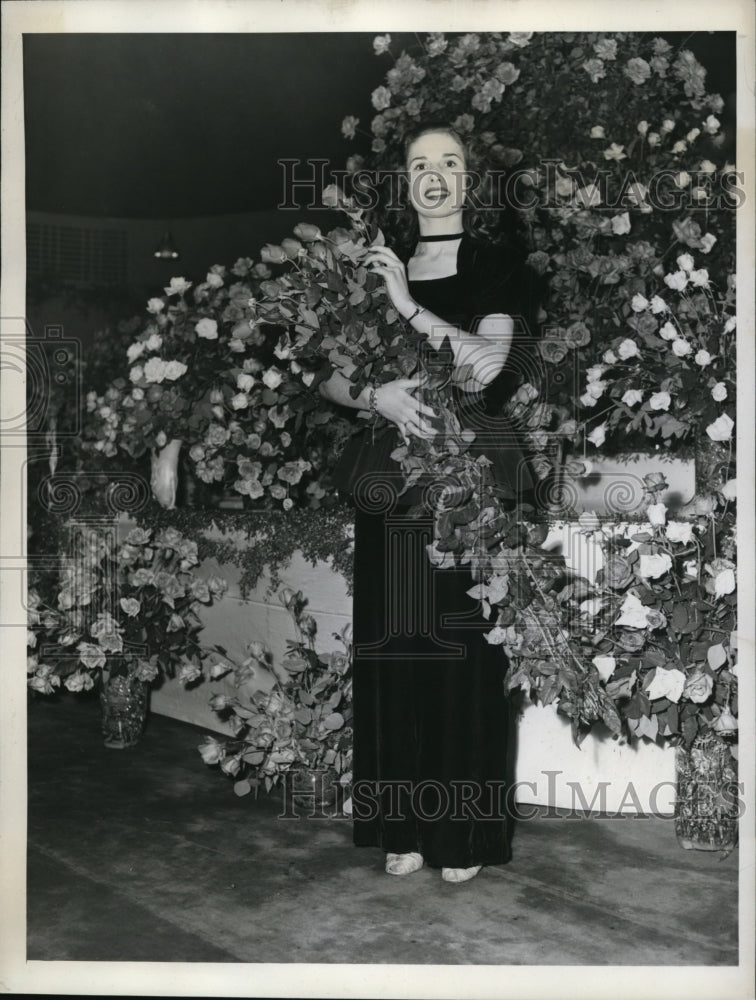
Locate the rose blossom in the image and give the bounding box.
[676,253,694,272]
[198,738,224,765]
[659,322,677,341]
[143,357,167,383]
[711,382,728,402]
[699,232,717,253]
[694,350,712,367]
[689,268,709,287]
[590,125,606,139]
[372,33,391,55]
[647,132,660,147]
[706,413,733,441]
[592,655,616,682]
[672,338,692,357]
[674,171,691,188]
[603,143,626,161]
[262,368,283,390]
[146,297,164,314]
[616,593,649,628]
[196,317,218,339]
[631,294,649,312]
[647,502,667,526]
[611,213,631,235]
[237,373,256,392]
[664,270,688,291]
[646,667,685,703]
[164,277,191,296]
[587,423,606,447]
[639,553,673,579]
[618,338,640,359]
[230,393,250,410]
[622,389,643,407]
[127,342,145,363]
[666,521,694,544]
[164,360,187,380]
[603,350,618,364]
[649,296,666,315]
[649,391,671,411]
[624,57,651,85]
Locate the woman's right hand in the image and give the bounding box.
[374,375,438,443]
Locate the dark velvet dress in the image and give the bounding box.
[332,236,539,869]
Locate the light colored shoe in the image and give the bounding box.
[441,865,482,884]
[385,852,424,876]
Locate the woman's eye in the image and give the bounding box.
[413,162,427,171]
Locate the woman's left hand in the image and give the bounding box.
[362,246,415,318]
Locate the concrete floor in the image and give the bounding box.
[26,695,739,966]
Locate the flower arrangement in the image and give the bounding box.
[83,261,349,510]
[27,522,232,694]
[342,31,736,476]
[199,587,353,795]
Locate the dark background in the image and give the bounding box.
[24,32,737,220]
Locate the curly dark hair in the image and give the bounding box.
[374,119,525,257]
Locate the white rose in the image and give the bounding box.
[616,593,649,629]
[631,294,649,312]
[603,349,618,364]
[131,387,144,401]
[146,297,165,314]
[622,389,643,407]
[640,552,672,579]
[637,120,649,136]
[580,393,598,407]
[590,125,606,138]
[586,380,607,400]
[618,338,640,359]
[649,391,671,411]
[664,271,688,292]
[262,369,283,390]
[689,268,709,287]
[650,296,667,314]
[196,318,218,340]
[671,339,692,357]
[674,171,691,188]
[666,521,694,544]
[719,479,736,501]
[699,159,717,174]
[206,271,224,288]
[645,667,686,703]
[713,568,736,597]
[706,413,733,441]
[694,350,712,367]
[586,364,606,383]
[611,212,631,236]
[703,115,720,134]
[676,253,694,272]
[699,233,717,253]
[661,119,675,133]
[659,322,677,341]
[592,655,616,682]
[723,316,736,333]
[302,372,315,387]
[237,373,256,392]
[683,559,699,578]
[164,277,192,296]
[146,333,163,352]
[671,141,687,154]
[686,127,700,142]
[143,357,167,383]
[230,393,250,410]
[647,132,660,147]
[647,502,667,526]
[587,423,607,447]
[710,382,728,402]
[163,360,186,380]
[129,365,144,383]
[127,341,146,363]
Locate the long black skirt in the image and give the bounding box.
[350,495,512,869]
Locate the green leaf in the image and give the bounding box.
[323,711,344,730]
[707,643,727,669]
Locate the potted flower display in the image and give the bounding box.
[27,522,233,747]
[199,586,353,812]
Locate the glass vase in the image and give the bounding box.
[100,671,150,749]
[287,765,340,815]
[674,732,738,851]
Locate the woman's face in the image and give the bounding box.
[405,131,468,220]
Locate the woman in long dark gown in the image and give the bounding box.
[320,122,540,883]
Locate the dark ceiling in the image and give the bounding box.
[23,32,736,220]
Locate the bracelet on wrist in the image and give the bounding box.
[406,304,425,323]
[368,384,379,419]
